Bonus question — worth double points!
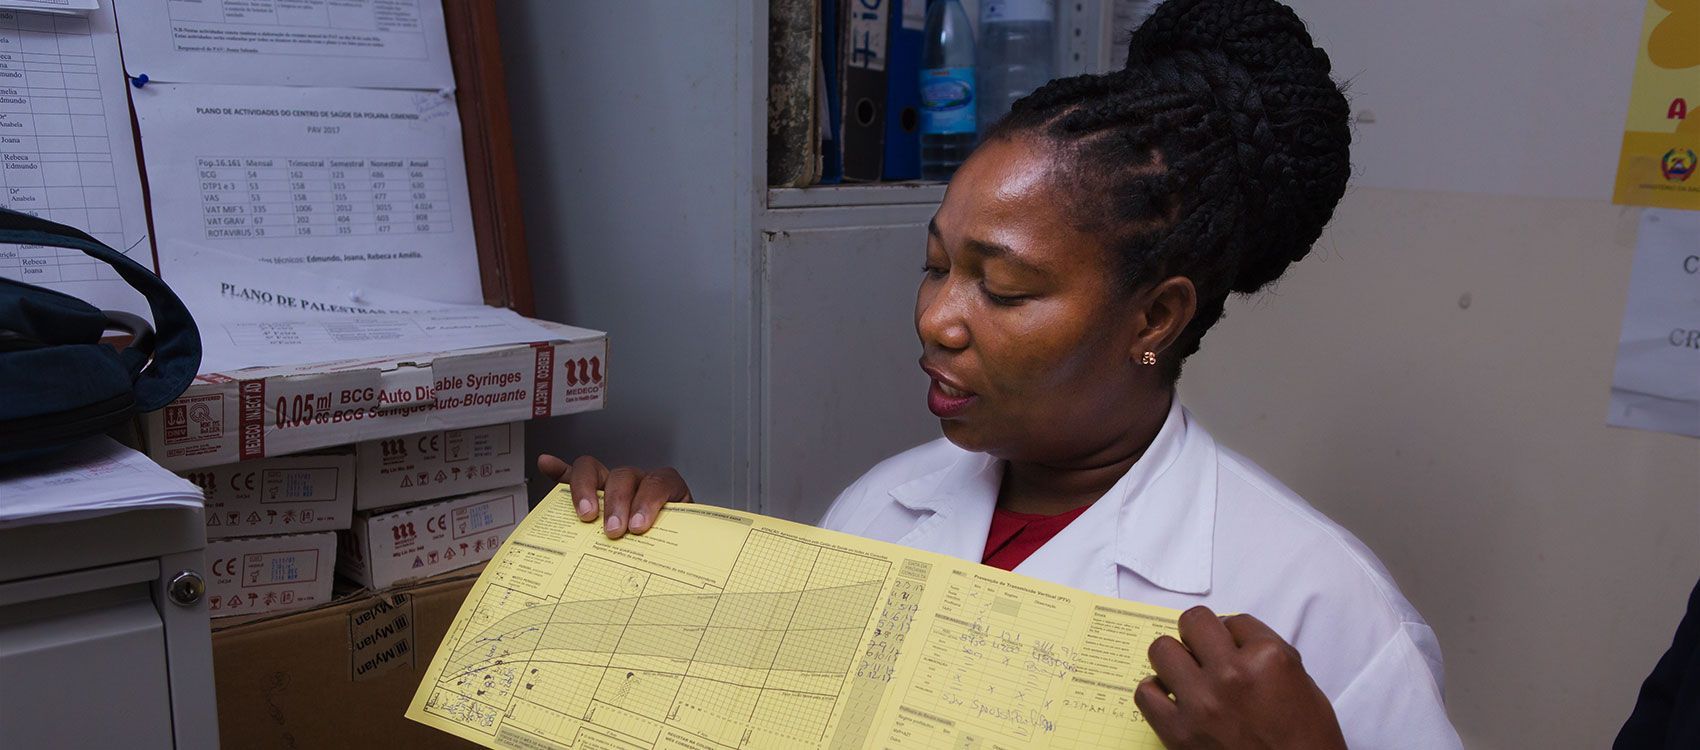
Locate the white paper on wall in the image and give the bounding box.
[0,5,153,318]
[112,0,454,89]
[132,82,482,306]
[1609,208,1700,438]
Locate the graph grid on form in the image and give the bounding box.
[427,529,890,750]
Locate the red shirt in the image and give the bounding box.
[981,503,1093,571]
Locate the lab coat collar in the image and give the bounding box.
[887,398,1217,597]
[1105,398,1216,595]
[888,448,1001,562]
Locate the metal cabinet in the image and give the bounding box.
[762,218,945,522]
[0,507,218,749]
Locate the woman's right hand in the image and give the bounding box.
[536,454,693,539]
[1136,607,1346,750]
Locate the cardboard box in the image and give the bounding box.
[339,485,525,589]
[212,566,485,750]
[355,422,525,511]
[206,532,337,618]
[182,452,356,539]
[142,320,606,471]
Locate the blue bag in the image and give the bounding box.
[0,208,200,463]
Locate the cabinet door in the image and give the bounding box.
[0,584,174,750]
[764,223,943,523]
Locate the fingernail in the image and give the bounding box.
[578,500,593,516]
[630,512,646,530]
[605,514,620,531]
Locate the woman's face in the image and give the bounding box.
[917,136,1168,465]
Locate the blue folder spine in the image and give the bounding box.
[881,0,924,181]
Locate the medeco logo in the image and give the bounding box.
[563,357,604,387]
[1662,148,1697,183]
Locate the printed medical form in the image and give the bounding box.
[410,487,1179,750]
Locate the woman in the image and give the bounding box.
[542,0,1461,746]
[1617,577,1700,748]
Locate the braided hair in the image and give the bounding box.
[987,0,1351,381]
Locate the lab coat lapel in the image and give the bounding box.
[1011,492,1120,598]
[1015,399,1216,599]
[879,400,1216,598]
[889,452,1000,563]
[1112,403,1217,597]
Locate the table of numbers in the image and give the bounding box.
[197,156,454,240]
[0,11,128,285]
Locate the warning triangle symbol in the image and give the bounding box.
[247,512,262,524]
[207,514,222,526]
[434,470,448,483]
[413,556,425,568]
[400,475,414,488]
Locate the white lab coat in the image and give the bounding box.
[820,399,1464,749]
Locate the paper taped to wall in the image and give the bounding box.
[0,1,98,15]
[408,486,1179,750]
[0,5,154,319]
[1609,207,1700,438]
[133,82,481,306]
[113,0,454,89]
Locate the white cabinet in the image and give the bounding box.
[0,507,218,749]
[763,217,943,521]
[1,585,176,749]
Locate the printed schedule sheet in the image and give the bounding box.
[133,82,483,305]
[0,5,153,317]
[409,487,1181,750]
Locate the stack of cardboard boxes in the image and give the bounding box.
[185,451,352,617]
[141,324,608,619]
[140,325,607,747]
[338,422,527,590]
[185,422,528,618]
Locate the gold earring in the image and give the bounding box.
[1142,351,1157,366]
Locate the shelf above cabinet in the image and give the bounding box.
[767,182,946,209]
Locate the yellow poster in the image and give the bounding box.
[1614,0,1700,209]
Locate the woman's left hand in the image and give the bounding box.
[1135,606,1347,750]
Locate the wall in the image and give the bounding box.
[1181,189,1699,749]
[496,2,750,504]
[1176,2,1700,747]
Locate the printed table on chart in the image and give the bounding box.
[0,11,126,285]
[198,156,454,239]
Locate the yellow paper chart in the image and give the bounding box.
[1614,0,1700,209]
[406,485,1181,750]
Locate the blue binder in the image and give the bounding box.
[819,0,844,184]
[881,0,924,180]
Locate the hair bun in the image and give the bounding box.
[1126,0,1330,80]
[1128,0,1351,293]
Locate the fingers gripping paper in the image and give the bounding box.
[408,487,1181,749]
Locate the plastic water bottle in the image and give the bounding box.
[920,0,976,181]
[977,0,1055,133]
